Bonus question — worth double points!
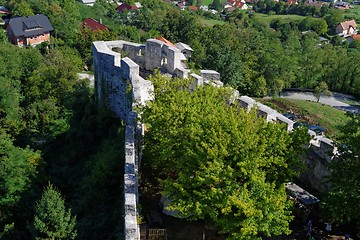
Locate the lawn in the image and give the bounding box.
[203,0,214,5]
[253,13,306,24]
[201,0,229,5]
[343,5,360,22]
[259,98,351,139]
[199,18,226,26]
[76,2,119,30]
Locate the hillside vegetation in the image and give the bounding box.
[259,98,351,139]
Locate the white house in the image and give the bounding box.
[335,20,357,36]
[80,0,96,6]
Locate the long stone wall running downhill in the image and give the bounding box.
[92,39,222,240]
[93,38,338,239]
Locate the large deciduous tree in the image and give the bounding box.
[314,81,331,102]
[323,113,360,237]
[142,74,308,239]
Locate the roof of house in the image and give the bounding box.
[80,0,96,4]
[188,6,199,11]
[352,34,360,40]
[0,6,10,14]
[116,3,138,13]
[7,14,53,37]
[82,18,109,31]
[338,20,357,30]
[224,6,236,12]
[335,1,350,6]
[228,0,246,7]
[287,0,297,5]
[175,42,193,52]
[305,0,328,7]
[155,36,176,47]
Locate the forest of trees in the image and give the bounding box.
[0,0,360,238]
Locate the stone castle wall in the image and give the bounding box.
[238,96,338,191]
[92,38,222,240]
[93,38,338,239]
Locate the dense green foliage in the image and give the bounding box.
[0,3,125,237]
[0,0,360,238]
[104,0,360,98]
[142,74,309,239]
[30,184,77,240]
[314,81,331,102]
[323,113,360,237]
[2,0,359,97]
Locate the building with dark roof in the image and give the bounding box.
[6,14,53,47]
[0,6,10,15]
[82,18,109,31]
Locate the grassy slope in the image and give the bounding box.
[199,18,226,26]
[343,5,360,22]
[201,0,229,6]
[259,98,351,139]
[203,0,214,5]
[77,2,119,30]
[253,13,306,24]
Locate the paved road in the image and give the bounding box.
[280,91,360,114]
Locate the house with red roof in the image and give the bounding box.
[346,34,360,43]
[188,6,199,11]
[336,20,357,36]
[286,0,298,5]
[82,18,109,31]
[226,0,249,10]
[116,3,138,13]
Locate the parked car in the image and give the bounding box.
[308,125,325,135]
[294,121,306,128]
[283,113,297,121]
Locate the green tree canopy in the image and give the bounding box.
[30,183,77,240]
[0,132,40,210]
[314,81,332,102]
[142,73,308,239]
[323,113,360,237]
[209,0,222,12]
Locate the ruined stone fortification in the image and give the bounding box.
[92,38,338,239]
[92,39,222,123]
[92,39,222,240]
